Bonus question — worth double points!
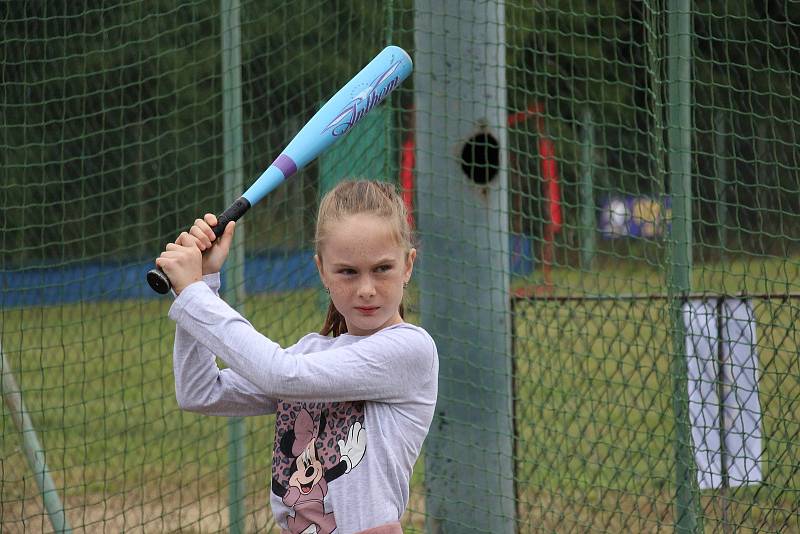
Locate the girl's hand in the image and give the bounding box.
[187,214,236,275]
[155,232,203,294]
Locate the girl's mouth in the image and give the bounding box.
[355,306,378,315]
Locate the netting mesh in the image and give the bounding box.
[2,1,799,532]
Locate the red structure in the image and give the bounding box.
[399,135,415,228]
[507,103,562,293]
[400,103,561,291]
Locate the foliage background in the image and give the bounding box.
[4,1,798,265]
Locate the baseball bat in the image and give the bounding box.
[147,45,413,294]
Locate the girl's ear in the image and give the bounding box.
[314,254,327,285]
[404,248,417,280]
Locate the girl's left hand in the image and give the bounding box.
[155,232,203,294]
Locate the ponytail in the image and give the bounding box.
[320,301,348,337]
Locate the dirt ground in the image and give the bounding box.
[1,480,427,533]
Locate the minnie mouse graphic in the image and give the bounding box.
[272,408,366,534]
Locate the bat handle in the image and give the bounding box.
[146,196,251,294]
[212,196,250,238]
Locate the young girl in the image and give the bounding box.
[156,180,438,534]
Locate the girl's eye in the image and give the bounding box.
[339,268,356,275]
[375,264,392,273]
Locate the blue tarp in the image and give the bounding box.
[1,251,320,307]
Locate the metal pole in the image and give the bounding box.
[666,0,699,531]
[715,298,731,534]
[580,108,596,270]
[415,1,515,532]
[714,111,728,252]
[1,345,72,533]
[221,1,247,532]
[384,0,395,182]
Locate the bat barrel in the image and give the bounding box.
[242,164,290,206]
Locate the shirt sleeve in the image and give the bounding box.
[169,280,437,404]
[172,273,278,416]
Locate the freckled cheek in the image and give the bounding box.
[328,278,352,292]
[327,281,357,301]
[378,280,405,299]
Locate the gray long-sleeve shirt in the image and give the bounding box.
[169,274,438,533]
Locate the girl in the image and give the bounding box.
[156,180,438,534]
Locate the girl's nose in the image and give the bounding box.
[358,276,376,297]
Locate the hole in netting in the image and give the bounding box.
[460,132,500,184]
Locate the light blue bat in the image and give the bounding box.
[148,46,413,294]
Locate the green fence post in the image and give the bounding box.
[221,1,247,532]
[415,1,515,532]
[384,0,395,182]
[666,1,699,532]
[714,111,728,252]
[1,348,72,533]
[318,106,391,193]
[580,108,596,270]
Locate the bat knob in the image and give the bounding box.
[147,268,172,294]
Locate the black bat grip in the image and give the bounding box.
[213,196,250,238]
[146,196,251,294]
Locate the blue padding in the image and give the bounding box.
[242,251,319,294]
[510,234,535,276]
[1,252,319,307]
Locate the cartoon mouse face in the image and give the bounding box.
[288,440,324,495]
[271,403,366,534]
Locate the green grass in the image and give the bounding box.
[511,255,800,532]
[0,288,428,533]
[2,255,799,532]
[0,291,319,532]
[514,251,800,297]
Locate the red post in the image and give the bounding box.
[400,136,415,228]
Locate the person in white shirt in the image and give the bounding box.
[156,179,439,534]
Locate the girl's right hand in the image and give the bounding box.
[188,214,236,274]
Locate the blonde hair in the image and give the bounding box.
[315,180,413,337]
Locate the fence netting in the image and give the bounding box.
[2,1,798,533]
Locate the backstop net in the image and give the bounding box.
[2,1,798,532]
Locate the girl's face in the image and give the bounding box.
[315,213,415,336]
